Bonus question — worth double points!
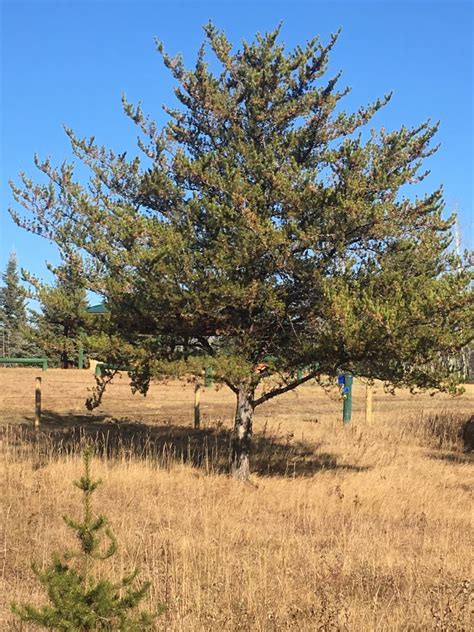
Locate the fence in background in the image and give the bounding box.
[0,369,376,430]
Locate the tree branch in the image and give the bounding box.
[253,369,322,407]
[223,378,239,395]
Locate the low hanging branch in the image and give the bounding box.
[85,370,119,410]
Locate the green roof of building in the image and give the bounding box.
[86,303,110,314]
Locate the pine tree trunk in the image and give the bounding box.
[61,348,69,369]
[231,386,254,480]
[61,326,69,369]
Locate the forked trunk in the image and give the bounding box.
[231,386,254,480]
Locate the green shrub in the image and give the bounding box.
[12,449,161,630]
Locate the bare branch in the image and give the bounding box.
[253,369,323,407]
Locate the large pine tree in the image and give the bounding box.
[10,25,473,478]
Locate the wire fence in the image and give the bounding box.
[0,368,348,427]
[0,369,240,427]
[2,367,472,433]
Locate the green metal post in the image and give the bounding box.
[204,366,214,387]
[342,372,353,425]
[78,336,85,370]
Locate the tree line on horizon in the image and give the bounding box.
[0,251,90,367]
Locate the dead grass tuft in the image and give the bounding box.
[401,409,468,450]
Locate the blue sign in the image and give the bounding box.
[338,375,345,385]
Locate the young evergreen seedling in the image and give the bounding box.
[12,449,159,630]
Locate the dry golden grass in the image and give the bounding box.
[1,368,473,630]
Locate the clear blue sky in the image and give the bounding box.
[1,0,473,284]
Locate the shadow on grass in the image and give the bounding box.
[2,410,370,478]
[427,450,473,465]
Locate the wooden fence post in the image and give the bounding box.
[365,383,373,424]
[194,383,201,429]
[35,376,42,429]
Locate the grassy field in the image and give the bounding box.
[1,368,473,630]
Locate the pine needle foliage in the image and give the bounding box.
[0,252,34,356]
[11,449,158,630]
[26,256,91,368]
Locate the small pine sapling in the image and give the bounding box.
[12,449,160,630]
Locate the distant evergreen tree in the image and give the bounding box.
[0,252,32,356]
[28,256,91,368]
[12,449,158,630]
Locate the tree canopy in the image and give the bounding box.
[10,24,473,477]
